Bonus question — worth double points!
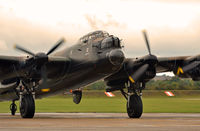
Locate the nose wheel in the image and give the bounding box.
[10,100,17,116]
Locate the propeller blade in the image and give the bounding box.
[142,30,151,55]
[14,45,35,56]
[40,65,48,89]
[46,38,65,55]
[129,64,149,83]
[182,61,200,73]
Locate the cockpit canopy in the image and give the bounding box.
[80,30,109,43]
[101,36,121,49]
[79,30,121,49]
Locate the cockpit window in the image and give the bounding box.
[102,32,109,37]
[80,30,109,43]
[101,37,113,49]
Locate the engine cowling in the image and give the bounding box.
[142,68,156,82]
[186,67,200,81]
[104,57,157,92]
[105,79,126,92]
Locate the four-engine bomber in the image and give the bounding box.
[0,30,199,118]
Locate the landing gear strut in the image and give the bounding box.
[120,81,144,118]
[10,100,17,116]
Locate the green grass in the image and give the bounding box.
[143,97,200,113]
[0,90,200,113]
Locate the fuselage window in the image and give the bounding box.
[80,37,88,43]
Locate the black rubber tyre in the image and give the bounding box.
[72,91,82,104]
[20,94,35,118]
[127,94,143,118]
[10,103,17,116]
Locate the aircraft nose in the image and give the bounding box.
[108,49,125,66]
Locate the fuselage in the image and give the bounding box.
[35,30,125,98]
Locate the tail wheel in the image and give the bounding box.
[20,94,35,118]
[127,94,143,118]
[72,90,82,104]
[10,102,17,116]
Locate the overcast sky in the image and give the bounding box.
[0,0,200,58]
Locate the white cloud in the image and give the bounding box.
[0,0,199,57]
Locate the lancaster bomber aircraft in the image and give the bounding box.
[0,30,199,118]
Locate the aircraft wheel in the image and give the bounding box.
[72,90,82,104]
[20,94,35,118]
[10,101,17,116]
[127,94,143,118]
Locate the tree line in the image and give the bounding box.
[85,77,200,90]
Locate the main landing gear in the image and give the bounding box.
[20,94,35,118]
[10,82,36,118]
[120,82,144,118]
[19,84,35,118]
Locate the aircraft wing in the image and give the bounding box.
[0,55,70,101]
[156,56,188,73]
[0,56,25,81]
[105,54,200,92]
[0,55,70,81]
[45,56,70,79]
[0,55,24,63]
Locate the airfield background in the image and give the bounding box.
[85,75,200,90]
[0,75,200,113]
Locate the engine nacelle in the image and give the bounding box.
[175,54,200,79]
[142,68,156,82]
[174,64,200,80]
[105,79,126,92]
[187,67,200,81]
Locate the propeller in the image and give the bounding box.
[40,65,48,89]
[46,38,65,55]
[142,30,151,55]
[15,38,65,57]
[14,38,65,89]
[126,30,157,83]
[15,45,35,56]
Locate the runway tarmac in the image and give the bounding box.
[0,113,200,131]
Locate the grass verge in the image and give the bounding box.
[0,90,200,113]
